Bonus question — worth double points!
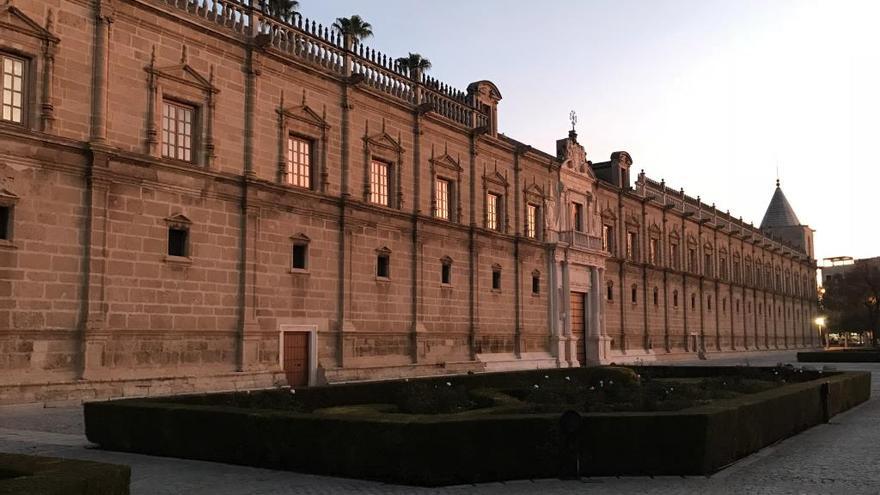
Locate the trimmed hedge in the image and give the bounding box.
[0,454,130,495]
[798,350,880,362]
[84,367,871,486]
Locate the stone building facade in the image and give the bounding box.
[0,0,818,401]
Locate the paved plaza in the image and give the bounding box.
[2,352,879,494]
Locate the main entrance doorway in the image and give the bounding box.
[282,332,310,387]
[570,291,586,365]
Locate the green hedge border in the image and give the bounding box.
[798,350,880,362]
[0,454,130,495]
[84,367,871,486]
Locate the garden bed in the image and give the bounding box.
[0,454,130,495]
[84,365,870,486]
[798,349,880,362]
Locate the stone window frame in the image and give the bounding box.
[718,247,728,281]
[601,206,617,255]
[653,287,659,306]
[703,242,714,278]
[375,246,392,281]
[289,233,310,274]
[668,229,681,270]
[531,269,541,296]
[0,4,59,132]
[707,294,713,311]
[277,92,329,192]
[647,224,661,265]
[490,263,502,293]
[429,151,462,222]
[686,235,698,273]
[0,187,19,248]
[624,216,640,262]
[630,284,638,304]
[440,255,453,286]
[606,281,614,302]
[146,47,218,168]
[482,169,509,233]
[523,183,546,240]
[363,126,404,210]
[164,213,193,265]
[672,289,679,308]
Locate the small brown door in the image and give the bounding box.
[570,292,586,365]
[283,332,309,387]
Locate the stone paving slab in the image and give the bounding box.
[1,351,878,494]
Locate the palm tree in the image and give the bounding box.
[332,15,373,42]
[262,0,298,23]
[395,52,432,78]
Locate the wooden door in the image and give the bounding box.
[570,292,586,365]
[283,332,309,387]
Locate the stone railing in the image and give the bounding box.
[558,230,604,251]
[160,0,489,128]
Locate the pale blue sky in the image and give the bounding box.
[303,1,879,263]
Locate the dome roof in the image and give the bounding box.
[760,181,801,228]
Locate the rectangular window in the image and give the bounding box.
[441,262,451,285]
[607,284,614,301]
[370,160,390,206]
[631,285,637,303]
[1,54,24,124]
[162,100,195,162]
[704,254,713,277]
[572,202,583,232]
[688,248,696,272]
[670,243,680,269]
[532,274,540,295]
[168,228,188,257]
[602,225,614,253]
[377,253,390,278]
[720,257,728,280]
[492,267,501,290]
[526,204,538,238]
[435,178,450,220]
[626,232,637,260]
[0,205,9,240]
[649,238,659,265]
[486,192,500,230]
[286,136,311,189]
[292,244,308,270]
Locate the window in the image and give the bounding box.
[532,272,540,295]
[0,205,9,240]
[704,253,713,277]
[370,159,390,206]
[673,290,679,307]
[653,287,659,306]
[691,293,696,310]
[377,252,390,278]
[162,100,195,162]
[526,204,538,238]
[720,256,728,280]
[670,242,680,269]
[292,243,308,271]
[286,136,312,189]
[572,202,583,232]
[491,266,501,291]
[486,192,501,230]
[435,178,451,220]
[441,259,452,285]
[631,285,637,303]
[688,248,697,272]
[1,55,24,124]
[649,238,659,265]
[722,298,727,313]
[168,227,188,257]
[626,232,638,261]
[602,224,614,252]
[607,282,614,301]
[707,295,712,311]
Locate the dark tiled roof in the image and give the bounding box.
[760,183,801,228]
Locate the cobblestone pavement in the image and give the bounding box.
[2,351,879,494]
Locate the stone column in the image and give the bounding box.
[90,1,113,143]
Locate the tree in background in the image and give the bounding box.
[261,0,299,23]
[395,52,432,79]
[823,261,880,346]
[332,15,373,42]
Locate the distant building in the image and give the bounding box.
[0,0,819,403]
[820,256,880,285]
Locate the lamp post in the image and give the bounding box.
[814,316,827,349]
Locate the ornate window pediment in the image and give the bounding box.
[0,187,19,205]
[0,4,59,43]
[279,102,328,131]
[600,206,616,221]
[648,223,661,236]
[365,130,404,154]
[431,152,462,173]
[165,213,192,227]
[523,182,545,199]
[290,232,311,243]
[483,168,508,187]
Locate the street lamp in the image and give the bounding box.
[814,316,827,348]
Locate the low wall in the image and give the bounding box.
[84,367,871,486]
[0,454,130,495]
[798,350,880,363]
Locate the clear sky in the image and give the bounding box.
[302,0,878,263]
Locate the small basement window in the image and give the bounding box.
[292,243,308,271]
[168,227,188,257]
[377,253,390,278]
